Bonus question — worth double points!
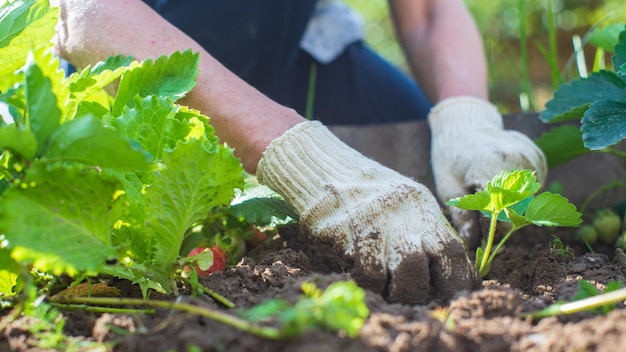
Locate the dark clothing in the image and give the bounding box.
[143,0,432,125]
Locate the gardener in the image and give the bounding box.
[51,0,546,304]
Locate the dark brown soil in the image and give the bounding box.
[3,222,626,352]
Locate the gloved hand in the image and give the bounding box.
[257,121,478,305]
[429,96,548,247]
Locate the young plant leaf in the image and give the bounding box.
[539,70,626,123]
[0,163,121,276]
[43,115,153,170]
[113,50,199,115]
[580,100,626,150]
[524,192,582,227]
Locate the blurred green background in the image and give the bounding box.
[344,0,626,113]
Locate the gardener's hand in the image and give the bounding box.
[257,121,479,305]
[429,96,548,247]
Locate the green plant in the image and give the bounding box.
[446,169,582,277]
[521,279,625,319]
[537,25,626,167]
[51,280,369,340]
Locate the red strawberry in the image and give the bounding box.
[187,246,227,276]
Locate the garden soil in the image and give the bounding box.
[4,114,626,352]
[3,223,626,352]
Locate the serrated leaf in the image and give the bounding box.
[534,124,588,167]
[113,50,199,115]
[144,138,243,271]
[0,247,20,295]
[44,115,153,170]
[524,192,582,227]
[0,0,58,91]
[0,163,121,275]
[0,123,36,159]
[540,70,626,123]
[111,95,192,160]
[67,54,134,104]
[445,191,491,212]
[580,100,626,150]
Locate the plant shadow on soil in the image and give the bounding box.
[3,222,626,352]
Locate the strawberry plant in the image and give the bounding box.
[536,24,626,167]
[446,169,582,277]
[0,0,245,300]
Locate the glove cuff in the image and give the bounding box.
[257,121,398,214]
[428,96,503,136]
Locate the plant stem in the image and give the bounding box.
[486,225,524,270]
[50,303,156,315]
[50,296,283,340]
[520,286,626,319]
[177,276,235,308]
[479,212,500,277]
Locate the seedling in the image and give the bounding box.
[446,169,582,277]
[521,279,624,319]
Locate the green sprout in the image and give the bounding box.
[446,169,582,277]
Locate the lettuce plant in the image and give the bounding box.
[446,169,582,277]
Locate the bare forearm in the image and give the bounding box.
[51,0,303,173]
[389,0,488,102]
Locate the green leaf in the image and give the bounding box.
[540,70,626,123]
[23,51,61,152]
[0,0,58,91]
[144,138,243,270]
[0,163,121,275]
[0,247,21,296]
[534,125,588,168]
[587,23,625,53]
[113,50,199,115]
[504,207,531,228]
[485,169,541,212]
[67,54,134,106]
[110,95,193,160]
[524,192,582,227]
[445,192,491,212]
[580,100,626,150]
[44,115,153,170]
[0,123,36,159]
[314,281,369,337]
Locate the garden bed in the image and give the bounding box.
[3,222,626,352]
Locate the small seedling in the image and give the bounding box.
[446,169,582,277]
[521,279,625,319]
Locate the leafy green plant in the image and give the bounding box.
[446,169,582,277]
[0,0,245,299]
[536,25,626,168]
[51,280,369,340]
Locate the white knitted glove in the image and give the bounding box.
[257,121,478,304]
[429,97,547,247]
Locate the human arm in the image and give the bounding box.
[388,0,547,246]
[388,0,487,102]
[51,0,478,303]
[51,0,303,174]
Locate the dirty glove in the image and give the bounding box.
[429,96,547,247]
[257,121,478,304]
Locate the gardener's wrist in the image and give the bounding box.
[257,121,395,214]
